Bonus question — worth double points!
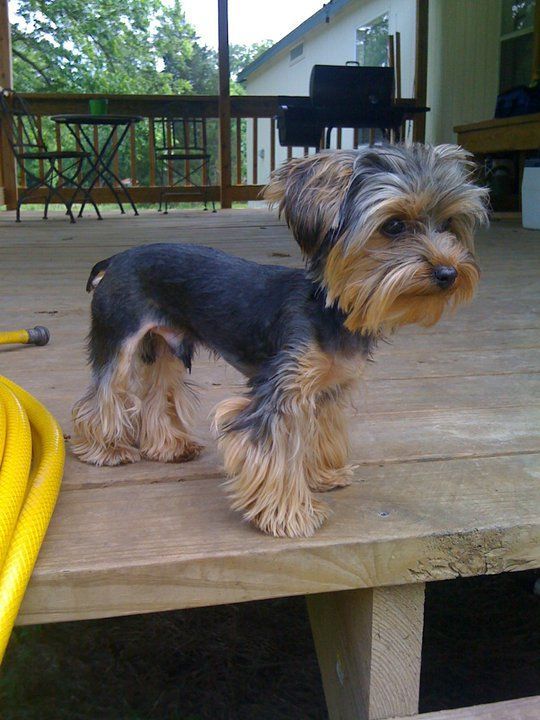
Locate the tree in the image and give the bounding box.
[11,0,195,93]
[11,0,274,95]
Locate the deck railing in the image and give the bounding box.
[3,93,290,207]
[1,92,423,209]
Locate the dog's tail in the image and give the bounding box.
[86,255,116,292]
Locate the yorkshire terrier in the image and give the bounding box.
[72,143,488,538]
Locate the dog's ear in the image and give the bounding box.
[263,152,357,256]
[432,144,474,170]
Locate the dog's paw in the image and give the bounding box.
[251,498,330,538]
[141,439,203,463]
[308,465,353,492]
[71,440,141,466]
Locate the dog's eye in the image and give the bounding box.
[381,219,406,237]
[437,218,452,233]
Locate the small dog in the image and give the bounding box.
[72,144,488,538]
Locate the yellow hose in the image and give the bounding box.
[0,329,64,663]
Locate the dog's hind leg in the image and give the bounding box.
[72,327,148,466]
[139,334,203,463]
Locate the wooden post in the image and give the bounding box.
[0,0,17,209]
[532,0,540,85]
[218,0,232,209]
[307,583,425,720]
[413,0,429,143]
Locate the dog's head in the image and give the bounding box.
[264,144,488,334]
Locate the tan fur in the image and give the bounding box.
[139,337,202,462]
[307,398,352,492]
[72,327,202,466]
[263,151,357,255]
[214,345,363,537]
[72,333,145,466]
[324,229,480,334]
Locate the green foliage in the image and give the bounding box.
[11,0,274,95]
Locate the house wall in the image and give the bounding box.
[244,0,417,184]
[425,0,501,145]
[243,0,502,186]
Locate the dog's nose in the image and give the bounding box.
[432,265,457,289]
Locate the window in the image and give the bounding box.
[290,43,304,63]
[356,13,389,67]
[499,0,536,90]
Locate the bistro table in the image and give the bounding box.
[51,114,144,218]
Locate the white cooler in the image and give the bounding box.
[522,158,540,229]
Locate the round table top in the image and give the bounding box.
[51,114,144,125]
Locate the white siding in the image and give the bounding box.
[243,0,502,186]
[244,0,417,184]
[425,0,501,145]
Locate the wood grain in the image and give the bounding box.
[308,584,425,720]
[392,695,540,719]
[0,209,537,626]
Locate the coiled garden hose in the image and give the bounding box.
[0,327,64,663]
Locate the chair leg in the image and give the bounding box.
[43,189,52,220]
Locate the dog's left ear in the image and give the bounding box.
[263,152,357,256]
[432,144,475,171]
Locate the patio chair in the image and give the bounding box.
[155,117,216,213]
[0,88,100,223]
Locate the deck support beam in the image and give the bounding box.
[0,0,17,210]
[307,583,425,720]
[413,0,429,143]
[217,0,232,209]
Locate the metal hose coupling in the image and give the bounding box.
[26,326,50,346]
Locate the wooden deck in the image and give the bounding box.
[1,208,539,719]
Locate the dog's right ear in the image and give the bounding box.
[263,151,357,256]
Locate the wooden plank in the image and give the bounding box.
[308,584,425,720]
[392,695,540,720]
[166,120,173,186]
[0,0,16,209]
[36,116,45,180]
[129,123,136,187]
[270,117,276,172]
[395,31,402,99]
[16,183,264,203]
[18,185,221,204]
[148,119,156,186]
[0,211,536,628]
[21,92,283,120]
[218,0,232,208]
[202,118,208,186]
[252,117,258,185]
[413,0,429,142]
[236,117,241,184]
[17,118,25,188]
[455,114,540,153]
[17,451,540,624]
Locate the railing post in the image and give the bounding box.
[218,0,232,209]
[0,0,17,210]
[413,0,429,143]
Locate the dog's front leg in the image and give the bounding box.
[215,392,329,537]
[216,351,336,537]
[307,394,353,492]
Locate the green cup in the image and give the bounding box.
[89,98,108,116]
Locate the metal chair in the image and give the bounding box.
[0,88,100,222]
[155,117,216,213]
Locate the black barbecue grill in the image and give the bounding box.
[277,64,429,148]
